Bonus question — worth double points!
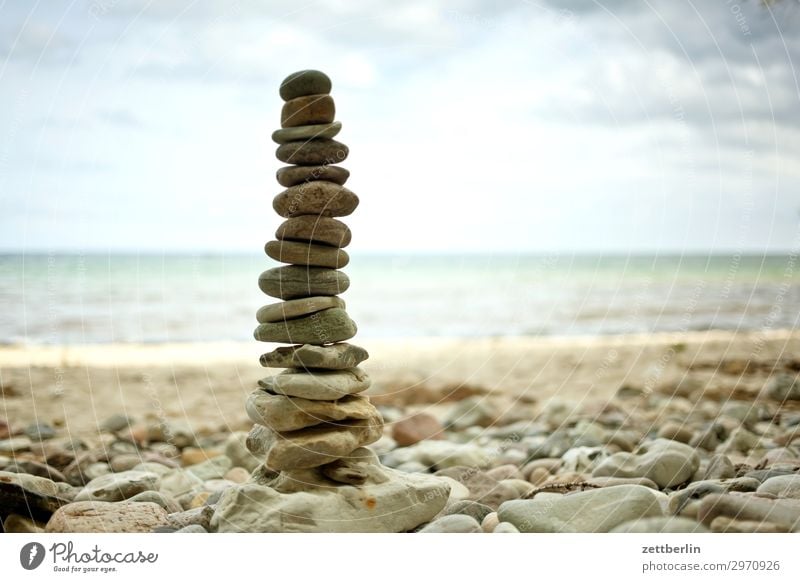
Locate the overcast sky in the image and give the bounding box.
[1,0,799,254]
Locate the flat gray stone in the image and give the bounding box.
[258,367,370,400]
[75,470,159,502]
[279,70,332,101]
[611,516,710,533]
[260,342,368,369]
[265,240,349,268]
[250,411,383,470]
[254,308,356,344]
[258,266,349,300]
[493,522,520,533]
[165,505,214,530]
[273,181,358,218]
[157,469,204,499]
[419,514,481,533]
[272,122,341,144]
[276,165,350,188]
[211,451,450,532]
[702,454,736,480]
[668,478,761,515]
[698,493,800,530]
[175,524,207,533]
[186,456,232,481]
[0,471,73,522]
[280,94,335,128]
[256,296,345,323]
[385,441,494,471]
[443,499,494,523]
[592,438,699,488]
[757,475,800,499]
[276,215,352,248]
[275,139,348,165]
[246,391,378,431]
[128,490,182,513]
[498,484,664,533]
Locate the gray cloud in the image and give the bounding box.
[0,20,78,64]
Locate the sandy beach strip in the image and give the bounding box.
[1,329,798,437]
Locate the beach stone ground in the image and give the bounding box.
[2,366,800,533]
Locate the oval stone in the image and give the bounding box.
[273,181,359,218]
[246,391,377,432]
[265,240,350,268]
[260,343,369,370]
[272,122,341,144]
[275,139,348,165]
[261,412,383,471]
[276,216,352,248]
[281,94,335,128]
[276,165,350,187]
[256,296,345,324]
[279,70,332,101]
[253,307,356,344]
[258,266,350,300]
[258,367,371,400]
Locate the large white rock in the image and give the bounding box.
[592,438,699,488]
[210,449,449,532]
[498,484,664,533]
[46,501,168,533]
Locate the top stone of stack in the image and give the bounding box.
[279,69,332,102]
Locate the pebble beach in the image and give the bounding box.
[2,329,799,533]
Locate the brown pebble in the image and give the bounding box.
[181,448,220,467]
[190,492,212,509]
[527,467,551,486]
[281,94,335,128]
[224,467,250,484]
[276,165,350,188]
[391,413,444,447]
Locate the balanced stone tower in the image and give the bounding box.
[211,70,449,532]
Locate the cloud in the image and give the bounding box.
[0,0,798,252]
[0,20,78,64]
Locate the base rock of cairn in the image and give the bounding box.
[211,69,449,532]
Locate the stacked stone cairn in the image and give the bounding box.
[210,70,450,532]
[250,69,383,479]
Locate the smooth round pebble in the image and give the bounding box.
[279,70,332,101]
[256,296,345,323]
[273,181,358,218]
[481,511,499,533]
[419,514,482,533]
[280,95,335,128]
[265,240,350,268]
[276,216,352,248]
[493,522,520,533]
[272,122,341,144]
[276,164,350,187]
[258,266,350,300]
[275,139,348,165]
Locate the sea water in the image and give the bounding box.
[0,252,797,344]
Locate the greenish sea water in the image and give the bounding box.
[0,253,797,344]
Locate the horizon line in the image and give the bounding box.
[0,249,797,257]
